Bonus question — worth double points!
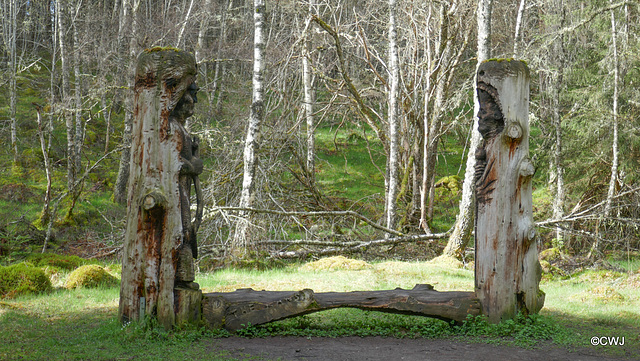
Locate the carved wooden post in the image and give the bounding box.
[474,60,544,323]
[119,48,203,329]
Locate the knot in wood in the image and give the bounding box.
[506,123,522,140]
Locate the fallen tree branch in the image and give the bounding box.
[265,231,450,259]
[206,206,404,236]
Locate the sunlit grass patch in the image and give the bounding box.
[299,256,372,271]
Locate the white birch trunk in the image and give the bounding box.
[5,0,18,166]
[386,0,400,233]
[302,0,316,183]
[551,85,564,246]
[57,0,75,190]
[513,0,526,57]
[73,19,83,175]
[443,0,492,258]
[176,0,195,48]
[113,0,141,204]
[604,2,619,218]
[34,105,53,225]
[195,0,212,64]
[474,60,544,323]
[233,0,266,253]
[211,0,230,112]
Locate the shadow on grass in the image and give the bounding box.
[0,300,239,361]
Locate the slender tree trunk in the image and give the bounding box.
[604,1,619,218]
[58,0,75,190]
[195,0,212,64]
[176,0,195,48]
[513,0,526,57]
[551,82,564,246]
[386,0,400,234]
[302,0,316,185]
[6,0,19,166]
[232,0,266,254]
[34,105,53,225]
[549,0,566,248]
[211,0,229,113]
[73,18,83,176]
[113,0,140,204]
[442,0,492,259]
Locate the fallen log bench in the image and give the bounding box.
[203,284,480,331]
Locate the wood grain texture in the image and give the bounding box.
[203,285,480,330]
[474,60,544,323]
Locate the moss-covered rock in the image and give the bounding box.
[539,247,562,262]
[65,265,119,289]
[0,263,52,298]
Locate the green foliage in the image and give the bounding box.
[26,252,91,270]
[0,262,52,298]
[65,264,119,289]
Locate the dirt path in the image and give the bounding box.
[211,336,631,361]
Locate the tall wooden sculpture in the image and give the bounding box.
[119,48,203,329]
[474,60,544,323]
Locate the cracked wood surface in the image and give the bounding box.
[203,284,480,330]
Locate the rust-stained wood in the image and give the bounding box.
[119,48,200,330]
[474,60,544,323]
[203,284,480,331]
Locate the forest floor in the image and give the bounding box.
[212,336,631,361]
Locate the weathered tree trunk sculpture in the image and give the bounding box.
[203,285,480,331]
[119,48,203,329]
[474,60,544,323]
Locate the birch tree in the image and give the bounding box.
[1,0,20,166]
[232,0,266,255]
[57,0,77,190]
[604,1,620,217]
[113,0,141,204]
[302,0,317,185]
[443,0,492,258]
[386,0,400,233]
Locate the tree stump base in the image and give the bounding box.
[175,287,203,326]
[202,284,480,331]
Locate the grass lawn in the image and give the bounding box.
[1,258,638,360]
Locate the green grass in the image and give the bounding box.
[2,259,639,359]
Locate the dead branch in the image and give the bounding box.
[207,206,404,236]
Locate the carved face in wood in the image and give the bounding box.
[477,85,503,139]
[171,82,199,123]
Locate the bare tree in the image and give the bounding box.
[231,0,266,255]
[302,0,317,186]
[113,0,141,204]
[604,0,620,217]
[443,0,492,258]
[1,0,20,166]
[386,0,400,234]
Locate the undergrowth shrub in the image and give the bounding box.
[0,262,52,298]
[26,253,90,270]
[65,264,119,289]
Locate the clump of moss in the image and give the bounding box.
[435,175,461,194]
[0,263,52,299]
[300,256,372,271]
[65,265,119,289]
[26,253,89,271]
[539,247,562,262]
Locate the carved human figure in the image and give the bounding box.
[475,83,503,205]
[171,81,203,288]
